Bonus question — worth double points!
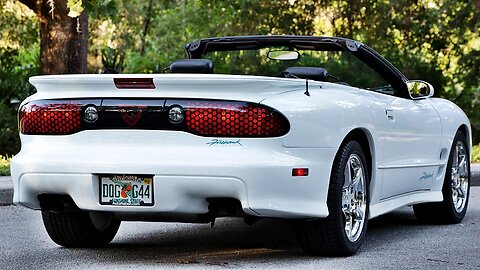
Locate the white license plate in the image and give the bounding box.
[100,175,154,206]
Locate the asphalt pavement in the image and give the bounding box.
[0,176,14,206]
[1,187,480,269]
[1,163,480,205]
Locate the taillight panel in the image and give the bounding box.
[19,98,290,137]
[180,100,289,137]
[19,101,83,135]
[98,99,164,129]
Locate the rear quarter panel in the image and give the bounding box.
[261,82,388,204]
[261,82,385,149]
[429,98,471,151]
[428,98,472,192]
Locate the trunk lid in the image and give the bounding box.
[29,74,306,103]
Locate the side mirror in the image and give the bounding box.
[407,80,434,99]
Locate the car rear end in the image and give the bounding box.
[11,74,337,222]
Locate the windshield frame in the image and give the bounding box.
[184,35,410,98]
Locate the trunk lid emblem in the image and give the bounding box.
[119,106,146,126]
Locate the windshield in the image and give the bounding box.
[204,47,390,91]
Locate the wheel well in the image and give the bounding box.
[458,124,470,149]
[343,129,373,183]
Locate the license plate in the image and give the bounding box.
[99,175,154,206]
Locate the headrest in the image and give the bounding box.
[284,67,329,81]
[169,59,213,74]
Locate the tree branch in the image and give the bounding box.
[140,0,154,55]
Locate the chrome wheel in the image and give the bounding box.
[451,140,469,213]
[342,153,367,242]
[297,140,368,256]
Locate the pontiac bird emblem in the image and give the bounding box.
[119,106,146,127]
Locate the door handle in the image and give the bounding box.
[385,109,395,121]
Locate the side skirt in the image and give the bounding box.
[369,190,442,219]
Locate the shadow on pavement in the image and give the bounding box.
[50,207,432,266]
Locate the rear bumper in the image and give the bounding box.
[11,130,337,219]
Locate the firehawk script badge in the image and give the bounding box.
[119,106,146,127]
[206,139,243,146]
[419,172,434,181]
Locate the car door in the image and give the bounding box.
[378,96,442,199]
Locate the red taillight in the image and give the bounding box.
[20,101,82,135]
[184,101,289,137]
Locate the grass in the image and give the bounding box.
[0,155,11,176]
[473,144,480,163]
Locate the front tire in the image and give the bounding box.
[42,210,120,247]
[413,130,470,224]
[297,140,369,256]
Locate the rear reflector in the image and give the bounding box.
[292,168,309,176]
[184,100,289,137]
[114,78,155,89]
[19,101,82,135]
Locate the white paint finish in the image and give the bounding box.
[29,74,307,103]
[375,96,442,199]
[428,98,472,192]
[262,84,383,149]
[12,130,336,218]
[12,74,471,221]
[369,190,443,218]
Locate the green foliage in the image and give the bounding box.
[320,0,480,141]
[0,0,38,49]
[0,48,39,155]
[88,0,318,73]
[0,155,10,176]
[101,47,124,73]
[0,1,39,156]
[84,0,118,19]
[66,0,84,18]
[2,0,480,156]
[473,145,480,163]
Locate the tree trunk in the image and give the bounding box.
[18,0,88,74]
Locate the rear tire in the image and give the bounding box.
[297,140,369,256]
[413,130,470,224]
[42,210,120,247]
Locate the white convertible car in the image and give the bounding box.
[11,36,471,256]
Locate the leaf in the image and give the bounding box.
[67,0,84,18]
